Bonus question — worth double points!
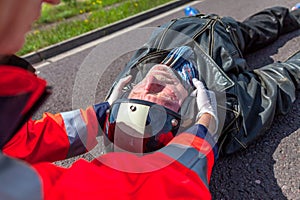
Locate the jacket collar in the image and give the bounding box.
[0,55,36,73]
[0,56,51,148]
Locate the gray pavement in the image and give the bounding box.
[31,0,300,199]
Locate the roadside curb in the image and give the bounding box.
[22,0,191,64]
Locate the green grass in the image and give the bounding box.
[35,0,124,25]
[18,0,174,56]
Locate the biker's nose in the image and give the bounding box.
[145,75,164,93]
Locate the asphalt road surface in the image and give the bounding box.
[32,0,300,199]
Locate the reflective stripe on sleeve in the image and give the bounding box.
[61,109,89,158]
[159,144,209,187]
[0,153,42,200]
[159,124,217,186]
[61,106,101,158]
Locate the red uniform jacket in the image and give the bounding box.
[0,63,217,199]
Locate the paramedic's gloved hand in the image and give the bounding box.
[107,75,132,105]
[192,78,218,135]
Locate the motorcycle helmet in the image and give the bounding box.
[103,46,212,154]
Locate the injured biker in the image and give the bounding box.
[103,46,219,153]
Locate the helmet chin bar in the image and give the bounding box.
[114,102,150,153]
[103,99,182,154]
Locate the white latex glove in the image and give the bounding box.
[107,75,132,105]
[192,78,218,135]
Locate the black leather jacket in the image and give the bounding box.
[106,7,300,155]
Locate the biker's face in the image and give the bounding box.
[128,64,188,112]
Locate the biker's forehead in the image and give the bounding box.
[149,64,175,72]
[145,64,180,80]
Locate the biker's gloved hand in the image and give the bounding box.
[192,78,218,135]
[107,75,132,105]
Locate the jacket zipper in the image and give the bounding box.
[157,19,177,50]
[192,16,214,40]
[209,19,218,57]
[218,19,244,58]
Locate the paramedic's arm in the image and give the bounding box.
[3,76,132,164]
[32,116,215,200]
[2,102,109,164]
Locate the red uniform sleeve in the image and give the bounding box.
[2,103,109,164]
[33,154,211,200]
[32,124,215,199]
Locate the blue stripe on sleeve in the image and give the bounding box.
[93,102,110,129]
